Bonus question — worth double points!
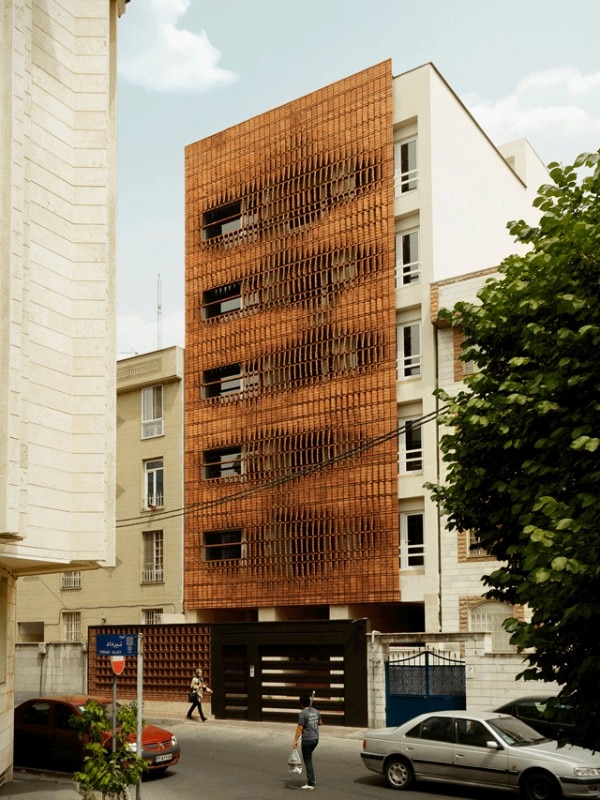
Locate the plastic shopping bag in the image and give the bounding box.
[287,748,303,774]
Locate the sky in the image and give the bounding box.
[116,0,600,357]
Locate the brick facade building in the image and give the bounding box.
[184,61,548,635]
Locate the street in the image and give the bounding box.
[1,717,508,800]
[147,718,507,799]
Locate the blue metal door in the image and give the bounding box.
[385,650,466,726]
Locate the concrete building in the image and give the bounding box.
[183,61,548,635]
[0,0,129,783]
[16,346,186,643]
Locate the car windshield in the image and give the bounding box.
[489,716,551,746]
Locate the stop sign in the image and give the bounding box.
[111,655,126,676]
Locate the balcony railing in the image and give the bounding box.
[142,567,164,584]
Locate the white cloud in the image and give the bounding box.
[119,0,238,93]
[118,310,185,358]
[462,67,600,164]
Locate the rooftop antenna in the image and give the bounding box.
[157,273,162,350]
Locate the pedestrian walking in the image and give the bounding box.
[187,668,212,721]
[292,693,322,790]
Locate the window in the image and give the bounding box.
[401,419,423,472]
[142,608,163,625]
[144,458,164,508]
[63,611,81,642]
[55,703,74,732]
[203,282,242,319]
[467,530,488,557]
[203,364,242,398]
[202,201,242,240]
[400,512,424,568]
[408,716,454,742]
[202,199,258,243]
[203,447,242,479]
[22,701,51,726]
[142,385,164,438]
[61,571,81,590]
[470,601,514,652]
[398,322,421,378]
[394,138,418,195]
[204,530,243,561]
[456,718,492,748]
[142,531,164,583]
[397,229,420,285]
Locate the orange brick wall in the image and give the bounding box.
[184,61,399,609]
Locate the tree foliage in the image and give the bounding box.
[430,151,600,749]
[71,699,146,800]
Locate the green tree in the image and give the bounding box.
[70,699,146,800]
[430,151,600,749]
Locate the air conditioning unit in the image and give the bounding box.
[37,642,47,654]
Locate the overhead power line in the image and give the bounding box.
[116,405,447,529]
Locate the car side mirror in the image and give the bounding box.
[486,740,501,749]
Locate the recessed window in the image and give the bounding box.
[394,138,418,194]
[400,512,424,569]
[203,364,242,398]
[144,458,164,509]
[61,571,81,590]
[397,229,420,285]
[398,322,421,378]
[203,447,242,479]
[202,201,242,240]
[204,530,243,561]
[142,608,163,625]
[63,611,81,642]
[142,530,164,583]
[470,601,514,652]
[467,530,488,557]
[141,384,164,438]
[401,419,423,472]
[202,283,242,319]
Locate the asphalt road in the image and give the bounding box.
[1,717,509,800]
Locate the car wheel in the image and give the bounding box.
[521,770,561,800]
[384,756,414,790]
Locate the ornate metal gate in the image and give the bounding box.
[385,649,466,726]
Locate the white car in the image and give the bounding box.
[361,709,600,800]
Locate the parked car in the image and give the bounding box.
[14,695,180,773]
[361,708,600,799]
[495,696,576,741]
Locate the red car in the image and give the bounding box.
[14,695,180,773]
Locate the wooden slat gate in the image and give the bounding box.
[385,649,466,726]
[212,619,368,726]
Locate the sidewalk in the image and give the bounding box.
[0,768,78,798]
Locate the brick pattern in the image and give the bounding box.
[184,62,398,609]
[87,625,211,702]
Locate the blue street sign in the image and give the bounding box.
[96,634,138,657]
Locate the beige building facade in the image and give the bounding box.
[1,0,129,784]
[16,346,186,636]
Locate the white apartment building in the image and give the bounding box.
[392,65,548,635]
[0,0,129,783]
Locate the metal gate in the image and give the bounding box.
[212,620,368,726]
[385,649,466,726]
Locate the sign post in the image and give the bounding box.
[95,636,139,763]
[136,633,143,800]
[110,656,126,751]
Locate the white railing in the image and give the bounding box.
[142,567,164,584]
